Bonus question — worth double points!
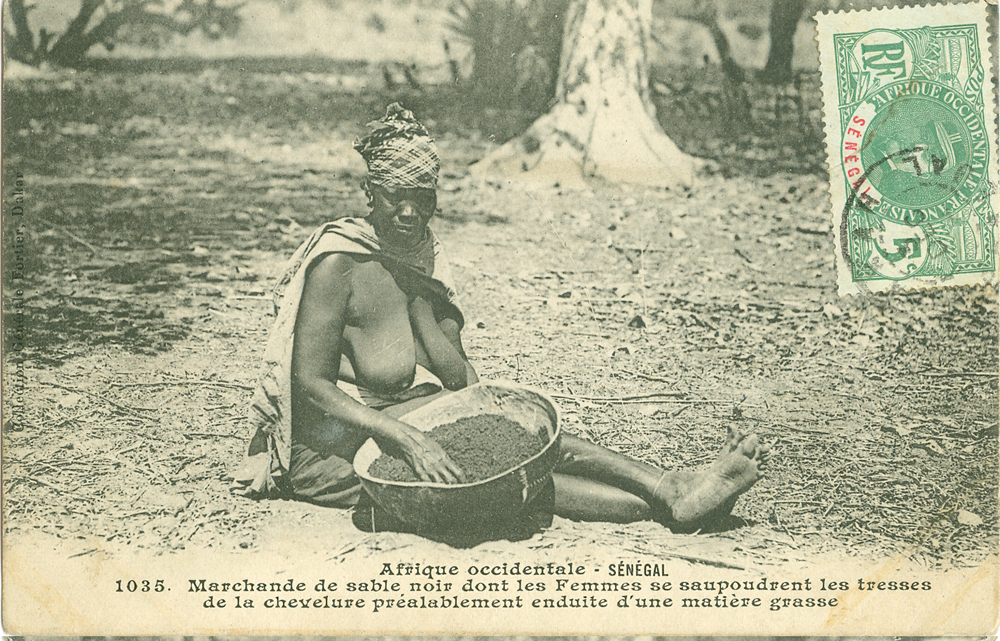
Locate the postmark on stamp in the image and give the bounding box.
[817,1,998,295]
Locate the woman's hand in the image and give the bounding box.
[398,427,467,484]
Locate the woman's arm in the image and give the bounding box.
[438,316,478,386]
[291,254,465,483]
[409,296,477,390]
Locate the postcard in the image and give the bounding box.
[2,0,997,634]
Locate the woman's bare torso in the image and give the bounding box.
[292,255,436,458]
[341,258,422,394]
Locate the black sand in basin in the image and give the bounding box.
[368,414,545,483]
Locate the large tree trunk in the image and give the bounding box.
[471,0,699,189]
[760,0,805,84]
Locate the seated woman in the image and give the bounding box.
[232,104,769,531]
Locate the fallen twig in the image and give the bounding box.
[918,370,998,378]
[612,244,666,253]
[759,535,800,548]
[770,423,833,435]
[326,541,360,561]
[173,454,205,475]
[186,519,209,541]
[549,391,687,402]
[560,397,704,405]
[36,214,100,255]
[667,405,691,418]
[633,372,678,384]
[186,432,244,439]
[117,442,143,457]
[38,381,156,418]
[110,379,254,391]
[26,476,91,503]
[545,269,602,276]
[734,248,767,272]
[651,551,746,571]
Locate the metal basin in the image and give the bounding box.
[354,381,561,537]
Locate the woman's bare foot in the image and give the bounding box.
[652,427,770,531]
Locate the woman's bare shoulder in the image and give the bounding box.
[302,252,361,296]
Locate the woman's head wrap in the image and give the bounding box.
[354,103,440,189]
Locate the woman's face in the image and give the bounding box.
[369,184,437,247]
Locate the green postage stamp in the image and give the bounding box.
[817,1,998,295]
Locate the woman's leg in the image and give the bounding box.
[556,433,663,499]
[288,442,363,507]
[552,473,651,522]
[554,430,769,529]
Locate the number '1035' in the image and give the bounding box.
[116,579,166,592]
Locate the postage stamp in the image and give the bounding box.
[817,1,999,296]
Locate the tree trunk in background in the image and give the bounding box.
[760,0,806,84]
[471,0,699,189]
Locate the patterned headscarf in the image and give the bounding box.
[354,103,440,189]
